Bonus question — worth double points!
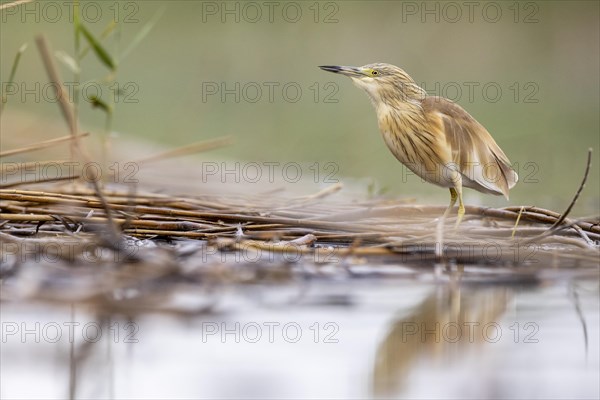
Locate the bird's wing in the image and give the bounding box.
[422,96,518,199]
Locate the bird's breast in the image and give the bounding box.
[376,105,453,186]
[376,105,426,162]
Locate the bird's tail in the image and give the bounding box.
[492,151,518,199]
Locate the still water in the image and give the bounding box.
[1,271,598,399]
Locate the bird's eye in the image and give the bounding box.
[371,70,379,76]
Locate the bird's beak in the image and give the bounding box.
[319,65,364,77]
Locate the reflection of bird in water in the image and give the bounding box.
[372,285,511,398]
[320,63,518,226]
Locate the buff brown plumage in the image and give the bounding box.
[320,63,518,225]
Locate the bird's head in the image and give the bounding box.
[319,63,426,108]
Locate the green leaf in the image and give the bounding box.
[80,20,118,60]
[8,43,27,83]
[88,95,113,113]
[2,42,28,109]
[78,24,116,70]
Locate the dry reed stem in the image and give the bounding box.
[0,0,33,11]
[2,188,598,232]
[0,133,89,157]
[0,174,80,189]
[132,136,234,164]
[0,160,70,173]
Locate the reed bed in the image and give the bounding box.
[0,32,598,315]
[1,170,598,315]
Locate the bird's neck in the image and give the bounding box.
[374,95,425,124]
[373,88,428,137]
[371,82,427,117]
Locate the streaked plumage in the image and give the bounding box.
[319,63,518,225]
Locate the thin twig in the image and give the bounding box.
[0,174,80,189]
[0,160,70,173]
[0,133,89,158]
[35,35,81,159]
[35,35,120,245]
[132,137,234,164]
[511,206,525,239]
[0,0,33,11]
[549,148,593,232]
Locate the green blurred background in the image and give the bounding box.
[1,0,598,213]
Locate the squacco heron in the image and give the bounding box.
[320,63,518,226]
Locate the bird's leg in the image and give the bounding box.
[454,185,465,228]
[442,188,458,220]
